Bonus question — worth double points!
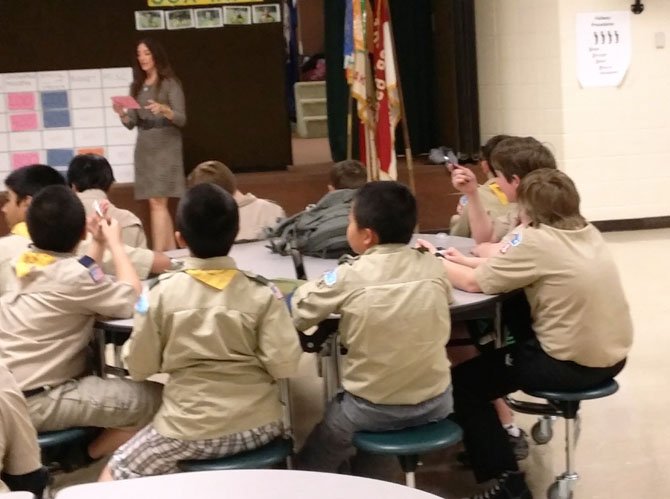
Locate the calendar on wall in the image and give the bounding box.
[0,67,136,182]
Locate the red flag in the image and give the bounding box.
[373,0,399,180]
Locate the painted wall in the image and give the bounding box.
[475,0,670,221]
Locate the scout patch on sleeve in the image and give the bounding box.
[317,268,338,288]
[135,285,150,315]
[499,232,522,255]
[77,255,106,283]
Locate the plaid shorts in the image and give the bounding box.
[109,420,284,479]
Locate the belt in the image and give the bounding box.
[22,386,49,398]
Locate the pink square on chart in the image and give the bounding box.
[10,113,39,132]
[7,92,37,111]
[11,152,40,170]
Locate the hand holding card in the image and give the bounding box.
[111,95,141,110]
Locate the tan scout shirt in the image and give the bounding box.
[124,256,302,440]
[237,193,286,241]
[0,254,137,391]
[0,363,41,491]
[475,224,633,367]
[292,245,454,405]
[491,204,521,243]
[77,189,148,248]
[0,234,31,296]
[77,239,154,279]
[450,179,515,238]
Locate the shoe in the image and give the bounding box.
[465,471,532,499]
[457,430,530,467]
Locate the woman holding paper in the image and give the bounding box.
[112,38,185,251]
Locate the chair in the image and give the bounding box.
[352,418,463,488]
[505,379,619,499]
[177,437,294,472]
[38,427,95,472]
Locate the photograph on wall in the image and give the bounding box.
[166,9,195,30]
[195,8,224,28]
[223,6,251,25]
[252,4,281,24]
[135,10,165,31]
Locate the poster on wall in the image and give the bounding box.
[576,11,631,88]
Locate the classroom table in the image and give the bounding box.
[1,492,35,499]
[54,469,443,499]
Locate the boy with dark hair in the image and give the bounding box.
[291,181,454,471]
[328,159,367,190]
[188,160,285,241]
[67,154,148,248]
[102,183,301,480]
[450,136,557,254]
[0,185,162,463]
[419,169,632,498]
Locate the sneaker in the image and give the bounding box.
[457,430,530,467]
[466,471,532,499]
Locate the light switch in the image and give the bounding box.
[655,32,665,49]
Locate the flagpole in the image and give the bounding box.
[385,4,416,195]
[346,89,353,160]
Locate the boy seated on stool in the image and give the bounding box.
[0,363,48,498]
[67,154,148,248]
[418,169,633,499]
[102,183,302,480]
[291,181,454,472]
[0,185,163,463]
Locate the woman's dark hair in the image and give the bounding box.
[130,38,175,98]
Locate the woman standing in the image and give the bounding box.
[113,38,186,251]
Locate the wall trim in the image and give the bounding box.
[591,216,670,232]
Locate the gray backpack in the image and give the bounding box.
[265,189,355,259]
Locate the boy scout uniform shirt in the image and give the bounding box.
[77,189,148,248]
[76,238,154,279]
[474,224,633,367]
[0,363,41,492]
[237,193,286,241]
[123,256,302,441]
[491,204,521,242]
[450,179,515,238]
[291,244,454,405]
[0,233,31,296]
[0,253,137,391]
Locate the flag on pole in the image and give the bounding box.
[372,0,400,180]
[345,0,370,126]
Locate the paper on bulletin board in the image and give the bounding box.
[576,11,631,88]
[147,0,261,6]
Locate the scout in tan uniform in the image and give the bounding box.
[449,135,515,238]
[187,160,285,241]
[103,183,301,481]
[419,169,632,499]
[291,181,454,472]
[67,154,148,248]
[449,136,556,256]
[0,186,162,463]
[1,165,170,296]
[0,363,48,497]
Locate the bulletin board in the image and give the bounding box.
[0,0,291,179]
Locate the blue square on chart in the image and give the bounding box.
[43,109,71,128]
[41,91,69,110]
[47,149,74,167]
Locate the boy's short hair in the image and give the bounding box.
[353,181,416,244]
[187,161,237,195]
[4,165,65,202]
[480,135,513,165]
[27,185,85,253]
[330,160,367,190]
[518,169,586,230]
[490,137,557,182]
[67,154,116,193]
[176,183,239,258]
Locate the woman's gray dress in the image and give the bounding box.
[123,78,186,200]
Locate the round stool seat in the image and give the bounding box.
[177,437,293,472]
[38,428,91,449]
[526,379,618,402]
[353,419,463,456]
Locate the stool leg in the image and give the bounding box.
[405,471,416,488]
[397,455,419,488]
[559,417,579,497]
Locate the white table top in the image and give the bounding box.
[54,469,442,499]
[1,492,35,498]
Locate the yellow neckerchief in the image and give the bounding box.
[184,269,238,290]
[488,182,509,205]
[10,222,30,238]
[15,251,56,278]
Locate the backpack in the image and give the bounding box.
[265,189,355,259]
